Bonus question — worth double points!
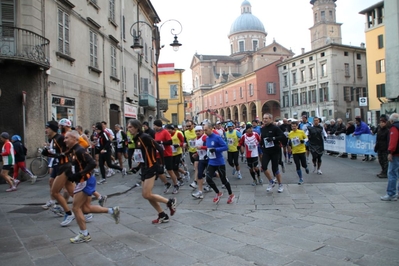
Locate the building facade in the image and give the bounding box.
[0,0,160,155]
[280,0,368,123]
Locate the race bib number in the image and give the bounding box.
[227,138,234,145]
[248,144,257,151]
[263,138,275,148]
[292,137,300,147]
[74,181,87,194]
[198,150,207,160]
[171,145,177,153]
[207,148,216,159]
[133,149,144,163]
[189,140,196,147]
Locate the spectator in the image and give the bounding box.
[353,117,374,161]
[374,115,390,178]
[345,121,356,159]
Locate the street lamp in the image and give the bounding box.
[154,19,183,119]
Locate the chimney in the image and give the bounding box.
[301,48,305,54]
[360,42,365,48]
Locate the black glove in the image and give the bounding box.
[68,172,81,182]
[265,137,273,142]
[300,140,305,144]
[209,148,216,153]
[41,148,50,156]
[156,140,163,144]
[173,144,180,148]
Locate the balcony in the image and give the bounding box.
[159,99,169,112]
[139,93,156,110]
[0,26,50,69]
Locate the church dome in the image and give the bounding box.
[229,1,266,35]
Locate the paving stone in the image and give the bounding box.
[70,251,114,266]
[194,234,245,253]
[140,246,198,266]
[314,245,364,261]
[357,234,399,248]
[33,254,72,266]
[207,255,256,266]
[230,244,293,266]
[354,254,399,266]
[285,250,356,266]
[93,239,138,262]
[324,236,384,255]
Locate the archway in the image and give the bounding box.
[226,107,232,120]
[232,106,239,122]
[261,100,281,120]
[249,102,257,121]
[220,109,225,121]
[240,104,247,123]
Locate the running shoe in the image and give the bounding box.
[312,167,317,173]
[213,192,223,203]
[184,171,190,181]
[111,206,120,224]
[237,173,242,179]
[167,198,177,216]
[298,178,304,185]
[6,186,16,192]
[52,206,65,217]
[152,213,169,224]
[305,168,309,174]
[42,200,55,210]
[178,179,185,186]
[172,185,179,194]
[122,168,127,177]
[14,179,21,187]
[266,181,275,192]
[278,184,284,193]
[281,165,285,173]
[380,194,398,201]
[317,170,322,175]
[60,213,75,227]
[227,194,235,204]
[232,169,237,176]
[189,181,197,189]
[163,183,171,194]
[84,213,93,222]
[98,195,108,207]
[257,176,263,184]
[251,180,258,186]
[31,175,37,184]
[203,185,212,193]
[97,179,107,185]
[70,233,91,244]
[192,190,204,199]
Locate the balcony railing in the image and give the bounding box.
[139,93,157,109]
[159,99,168,112]
[0,26,50,68]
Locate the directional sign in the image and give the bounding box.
[359,97,367,106]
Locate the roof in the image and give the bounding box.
[359,1,384,14]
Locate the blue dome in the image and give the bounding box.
[229,1,266,35]
[229,14,265,35]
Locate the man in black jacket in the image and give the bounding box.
[143,121,156,139]
[374,115,390,178]
[11,135,37,184]
[260,113,286,193]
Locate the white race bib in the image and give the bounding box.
[292,137,300,147]
[227,138,234,145]
[171,145,177,153]
[264,138,275,148]
[133,149,144,163]
[248,144,257,151]
[189,140,196,147]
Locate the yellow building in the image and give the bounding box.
[360,2,385,119]
[158,63,185,125]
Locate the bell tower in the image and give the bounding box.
[309,0,342,50]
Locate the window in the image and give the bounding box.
[233,90,236,100]
[376,59,385,73]
[376,84,386,97]
[58,9,70,55]
[344,87,353,101]
[170,84,177,99]
[283,92,289,107]
[321,11,325,21]
[309,86,317,103]
[144,43,148,61]
[309,56,313,61]
[292,62,296,67]
[267,82,276,94]
[314,13,317,23]
[309,67,314,80]
[300,69,305,82]
[378,34,384,49]
[292,72,297,84]
[219,94,222,104]
[311,111,315,117]
[252,40,258,51]
[249,84,254,96]
[319,83,329,102]
[300,89,307,105]
[240,87,243,98]
[111,46,117,77]
[355,87,367,102]
[329,10,333,20]
[122,16,126,40]
[239,41,244,52]
[292,90,299,106]
[357,65,362,78]
[283,75,288,87]
[283,66,287,70]
[214,96,216,106]
[89,31,98,68]
[344,63,350,77]
[141,78,148,94]
[171,113,178,125]
[344,51,348,56]
[225,92,228,103]
[109,0,115,22]
[134,73,138,95]
[230,44,233,54]
[300,59,304,64]
[321,52,325,57]
[357,53,361,60]
[51,96,75,124]
[321,63,327,77]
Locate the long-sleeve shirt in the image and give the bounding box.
[388,122,399,156]
[354,121,371,135]
[260,123,286,154]
[134,132,165,169]
[205,133,227,166]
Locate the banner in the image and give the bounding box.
[346,134,377,155]
[324,134,346,153]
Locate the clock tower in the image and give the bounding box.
[309,0,342,50]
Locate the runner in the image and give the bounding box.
[192,125,208,199]
[239,124,262,185]
[307,117,327,175]
[0,132,16,191]
[226,121,242,179]
[11,135,37,184]
[287,121,309,184]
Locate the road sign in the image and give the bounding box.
[359,97,367,106]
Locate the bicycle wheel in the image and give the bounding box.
[30,157,49,178]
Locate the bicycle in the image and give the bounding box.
[30,147,49,178]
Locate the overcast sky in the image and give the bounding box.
[150,0,378,91]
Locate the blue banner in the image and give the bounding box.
[345,134,377,155]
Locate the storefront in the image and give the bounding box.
[51,95,75,125]
[124,103,138,126]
